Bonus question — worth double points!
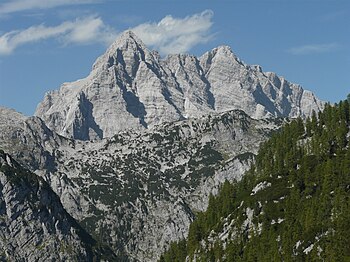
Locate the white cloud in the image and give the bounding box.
[0,10,215,56]
[63,17,116,45]
[131,10,214,55]
[0,0,100,14]
[288,43,339,55]
[0,16,117,55]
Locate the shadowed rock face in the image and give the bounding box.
[0,151,116,261]
[35,31,324,141]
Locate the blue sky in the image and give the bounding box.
[0,0,349,116]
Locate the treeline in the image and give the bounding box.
[160,99,350,261]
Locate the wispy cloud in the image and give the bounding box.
[0,16,116,55]
[0,0,100,14]
[0,10,215,56]
[288,43,339,55]
[131,10,214,56]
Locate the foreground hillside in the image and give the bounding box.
[0,151,116,261]
[0,106,280,261]
[162,100,350,261]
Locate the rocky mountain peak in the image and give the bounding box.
[115,30,141,42]
[35,30,325,140]
[0,106,27,125]
[92,30,155,74]
[200,45,240,66]
[107,30,148,58]
[211,45,237,57]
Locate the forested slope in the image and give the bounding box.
[161,100,350,261]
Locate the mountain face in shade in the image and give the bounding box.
[0,150,116,261]
[35,31,324,141]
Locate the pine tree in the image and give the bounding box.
[161,99,350,262]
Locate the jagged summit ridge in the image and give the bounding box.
[35,30,324,140]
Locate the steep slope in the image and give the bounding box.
[162,101,350,261]
[54,110,280,261]
[35,31,324,140]
[0,106,91,220]
[0,150,116,261]
[0,106,64,170]
[0,105,281,261]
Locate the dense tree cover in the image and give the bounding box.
[160,100,350,261]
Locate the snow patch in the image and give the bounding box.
[303,244,314,254]
[251,181,271,195]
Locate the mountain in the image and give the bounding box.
[0,106,63,171]
[0,31,328,261]
[161,101,350,261]
[0,150,116,261]
[35,31,324,141]
[0,105,280,261]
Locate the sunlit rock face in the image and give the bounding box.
[0,29,326,262]
[35,31,324,141]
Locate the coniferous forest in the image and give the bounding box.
[161,99,350,261]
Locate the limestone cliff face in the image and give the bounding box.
[0,105,281,261]
[0,30,326,262]
[0,106,90,221]
[0,151,114,261]
[35,31,324,141]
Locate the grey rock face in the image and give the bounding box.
[0,151,113,261]
[70,110,277,261]
[0,31,326,262]
[0,106,91,221]
[35,31,324,140]
[0,106,61,171]
[0,105,281,261]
